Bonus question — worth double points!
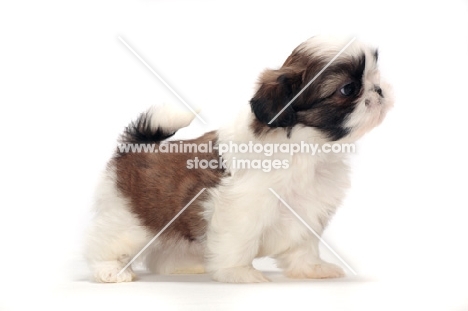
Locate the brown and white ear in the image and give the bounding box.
[250,68,303,127]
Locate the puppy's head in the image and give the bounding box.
[250,36,393,141]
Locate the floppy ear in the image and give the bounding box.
[250,68,303,127]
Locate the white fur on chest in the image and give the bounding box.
[205,110,351,260]
[260,152,350,256]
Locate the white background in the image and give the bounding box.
[1,0,467,310]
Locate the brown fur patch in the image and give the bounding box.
[112,131,225,242]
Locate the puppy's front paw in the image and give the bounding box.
[93,261,136,283]
[285,262,345,279]
[212,266,270,283]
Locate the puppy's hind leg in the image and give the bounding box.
[84,170,151,283]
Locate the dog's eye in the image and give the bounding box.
[340,82,356,96]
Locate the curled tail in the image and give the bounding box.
[120,105,197,143]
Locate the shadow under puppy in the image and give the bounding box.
[85,36,393,283]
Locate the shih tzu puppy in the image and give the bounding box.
[85,36,393,283]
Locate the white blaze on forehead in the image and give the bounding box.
[299,36,380,85]
[300,36,382,98]
[305,36,383,82]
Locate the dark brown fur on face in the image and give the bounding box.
[113,131,225,242]
[250,46,367,141]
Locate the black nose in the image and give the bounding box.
[374,85,384,98]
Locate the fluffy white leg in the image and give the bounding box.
[205,214,270,282]
[84,170,150,283]
[207,237,269,283]
[203,186,277,283]
[276,237,345,279]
